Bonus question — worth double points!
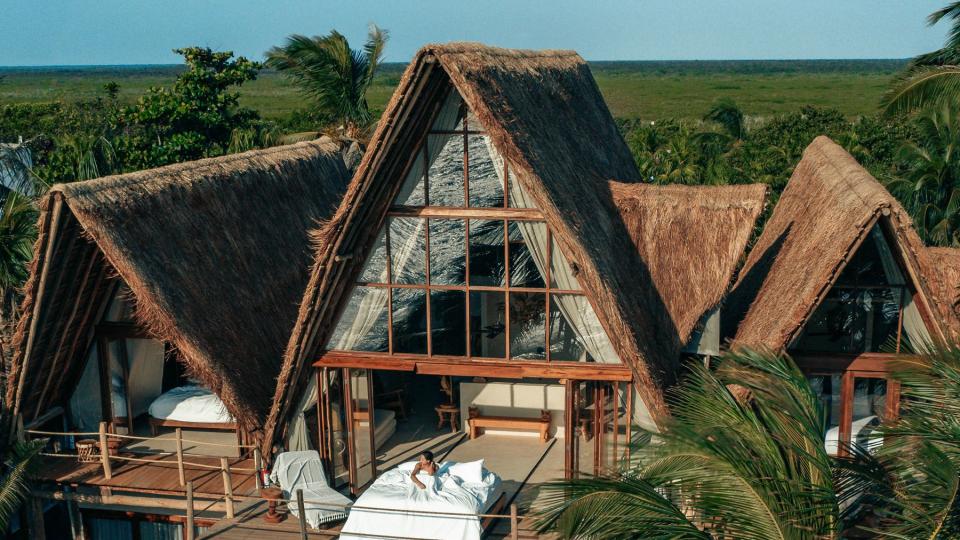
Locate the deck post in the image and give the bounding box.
[98,421,112,480]
[175,428,185,486]
[253,448,263,490]
[185,481,195,540]
[220,457,235,519]
[297,488,308,540]
[510,503,519,540]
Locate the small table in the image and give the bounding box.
[435,405,460,433]
[260,487,286,524]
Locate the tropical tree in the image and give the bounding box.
[883,2,960,114]
[886,103,960,246]
[703,97,746,141]
[534,348,856,539]
[265,25,388,138]
[0,439,45,532]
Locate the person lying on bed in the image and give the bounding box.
[410,450,438,490]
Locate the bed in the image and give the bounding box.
[339,460,503,540]
[824,415,882,455]
[147,385,236,434]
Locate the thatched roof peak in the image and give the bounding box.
[7,140,351,436]
[924,247,960,339]
[726,135,946,351]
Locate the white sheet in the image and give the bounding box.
[340,462,501,540]
[147,385,234,424]
[269,451,352,529]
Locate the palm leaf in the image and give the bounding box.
[0,439,45,531]
[882,65,960,116]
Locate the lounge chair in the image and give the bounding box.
[269,450,352,529]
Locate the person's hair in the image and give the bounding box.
[420,450,434,461]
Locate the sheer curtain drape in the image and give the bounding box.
[484,138,621,364]
[871,226,932,351]
[287,91,465,452]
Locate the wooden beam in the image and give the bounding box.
[416,362,523,379]
[388,206,543,221]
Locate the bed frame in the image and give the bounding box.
[148,417,238,435]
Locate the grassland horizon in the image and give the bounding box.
[0,58,908,121]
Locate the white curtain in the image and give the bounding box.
[870,226,933,351]
[288,90,465,452]
[484,137,620,364]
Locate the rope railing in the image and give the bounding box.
[25,427,256,449]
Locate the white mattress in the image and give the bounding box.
[147,385,234,424]
[340,462,501,540]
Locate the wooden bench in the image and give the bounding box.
[467,407,552,442]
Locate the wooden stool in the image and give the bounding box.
[260,487,286,523]
[76,439,98,463]
[435,405,460,433]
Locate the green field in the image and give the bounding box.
[0,59,906,121]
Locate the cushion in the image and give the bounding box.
[447,459,484,483]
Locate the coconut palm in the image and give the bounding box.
[703,97,746,141]
[534,348,853,539]
[265,26,388,138]
[883,3,960,114]
[0,439,44,532]
[886,103,960,246]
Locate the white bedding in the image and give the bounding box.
[339,462,501,540]
[147,385,234,424]
[825,415,881,455]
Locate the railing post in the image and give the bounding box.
[254,447,263,491]
[297,488,308,540]
[98,421,112,480]
[185,481,195,540]
[510,503,519,540]
[176,428,185,487]
[220,457,235,519]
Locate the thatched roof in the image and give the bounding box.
[6,140,350,437]
[924,247,960,339]
[726,136,946,351]
[264,43,768,452]
[610,182,767,344]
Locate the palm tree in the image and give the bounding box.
[883,3,960,114]
[0,439,44,532]
[534,348,854,539]
[703,98,746,141]
[886,103,960,246]
[265,26,388,139]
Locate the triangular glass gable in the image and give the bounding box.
[328,89,621,365]
[793,225,932,354]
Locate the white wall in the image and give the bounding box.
[459,381,565,438]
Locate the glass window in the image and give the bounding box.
[852,377,886,452]
[430,290,466,356]
[359,229,388,283]
[510,292,546,359]
[427,134,464,207]
[808,374,842,455]
[428,219,466,285]
[470,291,505,358]
[391,288,427,354]
[389,217,426,285]
[328,287,389,352]
[468,219,506,286]
[796,287,903,353]
[467,134,504,207]
[508,221,546,288]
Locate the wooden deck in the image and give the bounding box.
[35,452,259,498]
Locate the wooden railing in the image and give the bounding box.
[183,485,527,540]
[26,422,262,518]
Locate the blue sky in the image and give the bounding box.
[0,0,952,66]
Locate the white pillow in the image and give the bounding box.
[447,459,484,483]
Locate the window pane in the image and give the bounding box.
[550,236,581,290]
[853,377,886,452]
[389,217,426,285]
[430,290,466,356]
[470,291,505,358]
[510,292,546,359]
[870,288,903,352]
[796,287,904,353]
[808,374,842,455]
[427,134,464,207]
[394,151,425,206]
[549,294,620,363]
[328,287,388,352]
[508,221,546,288]
[467,134,504,207]
[468,219,506,286]
[391,288,427,354]
[429,219,466,285]
[359,229,388,283]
